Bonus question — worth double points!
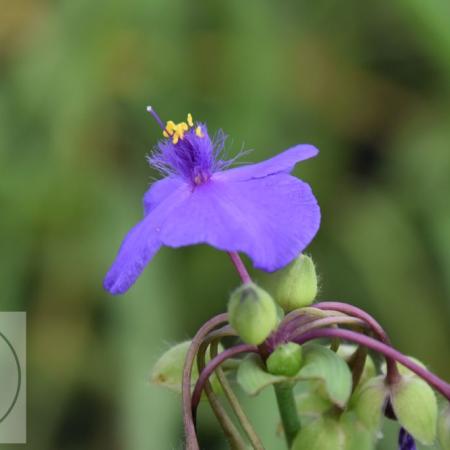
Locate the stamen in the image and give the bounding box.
[166,121,176,135]
[146,106,165,130]
[195,126,204,138]
[148,108,204,144]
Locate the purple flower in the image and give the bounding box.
[103,109,320,295]
[398,428,417,450]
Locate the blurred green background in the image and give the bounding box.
[1,0,449,448]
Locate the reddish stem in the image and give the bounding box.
[293,328,450,400]
[182,313,229,450]
[315,301,400,383]
[228,252,252,284]
[289,315,366,338]
[314,302,390,343]
[191,344,258,417]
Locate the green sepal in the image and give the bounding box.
[297,344,352,408]
[237,343,352,408]
[351,375,387,431]
[438,403,450,450]
[390,376,438,445]
[237,354,285,396]
[150,340,223,396]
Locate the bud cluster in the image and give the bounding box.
[151,253,450,450]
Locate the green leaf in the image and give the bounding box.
[296,344,353,408]
[351,376,387,431]
[150,341,222,395]
[237,354,286,396]
[390,376,438,445]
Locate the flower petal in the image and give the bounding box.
[104,185,190,294]
[160,174,320,271]
[217,144,318,182]
[143,176,184,215]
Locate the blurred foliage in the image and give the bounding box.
[1,0,449,449]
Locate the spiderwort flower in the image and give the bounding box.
[103,108,320,295]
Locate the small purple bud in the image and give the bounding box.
[398,427,417,450]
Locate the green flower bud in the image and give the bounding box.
[438,404,450,450]
[150,340,223,394]
[266,343,303,376]
[228,283,278,345]
[352,376,388,431]
[272,254,318,311]
[390,376,438,445]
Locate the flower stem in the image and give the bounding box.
[209,340,265,450]
[182,313,229,450]
[289,315,366,338]
[314,301,401,384]
[293,328,450,400]
[274,382,301,448]
[228,251,252,284]
[348,345,369,392]
[192,344,258,416]
[196,337,248,449]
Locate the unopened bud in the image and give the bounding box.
[150,340,222,394]
[390,376,438,445]
[266,343,303,376]
[273,254,318,311]
[353,376,388,431]
[228,283,278,345]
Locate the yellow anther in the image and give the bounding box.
[165,121,176,133]
[163,115,202,143]
[195,126,204,138]
[178,122,189,132]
